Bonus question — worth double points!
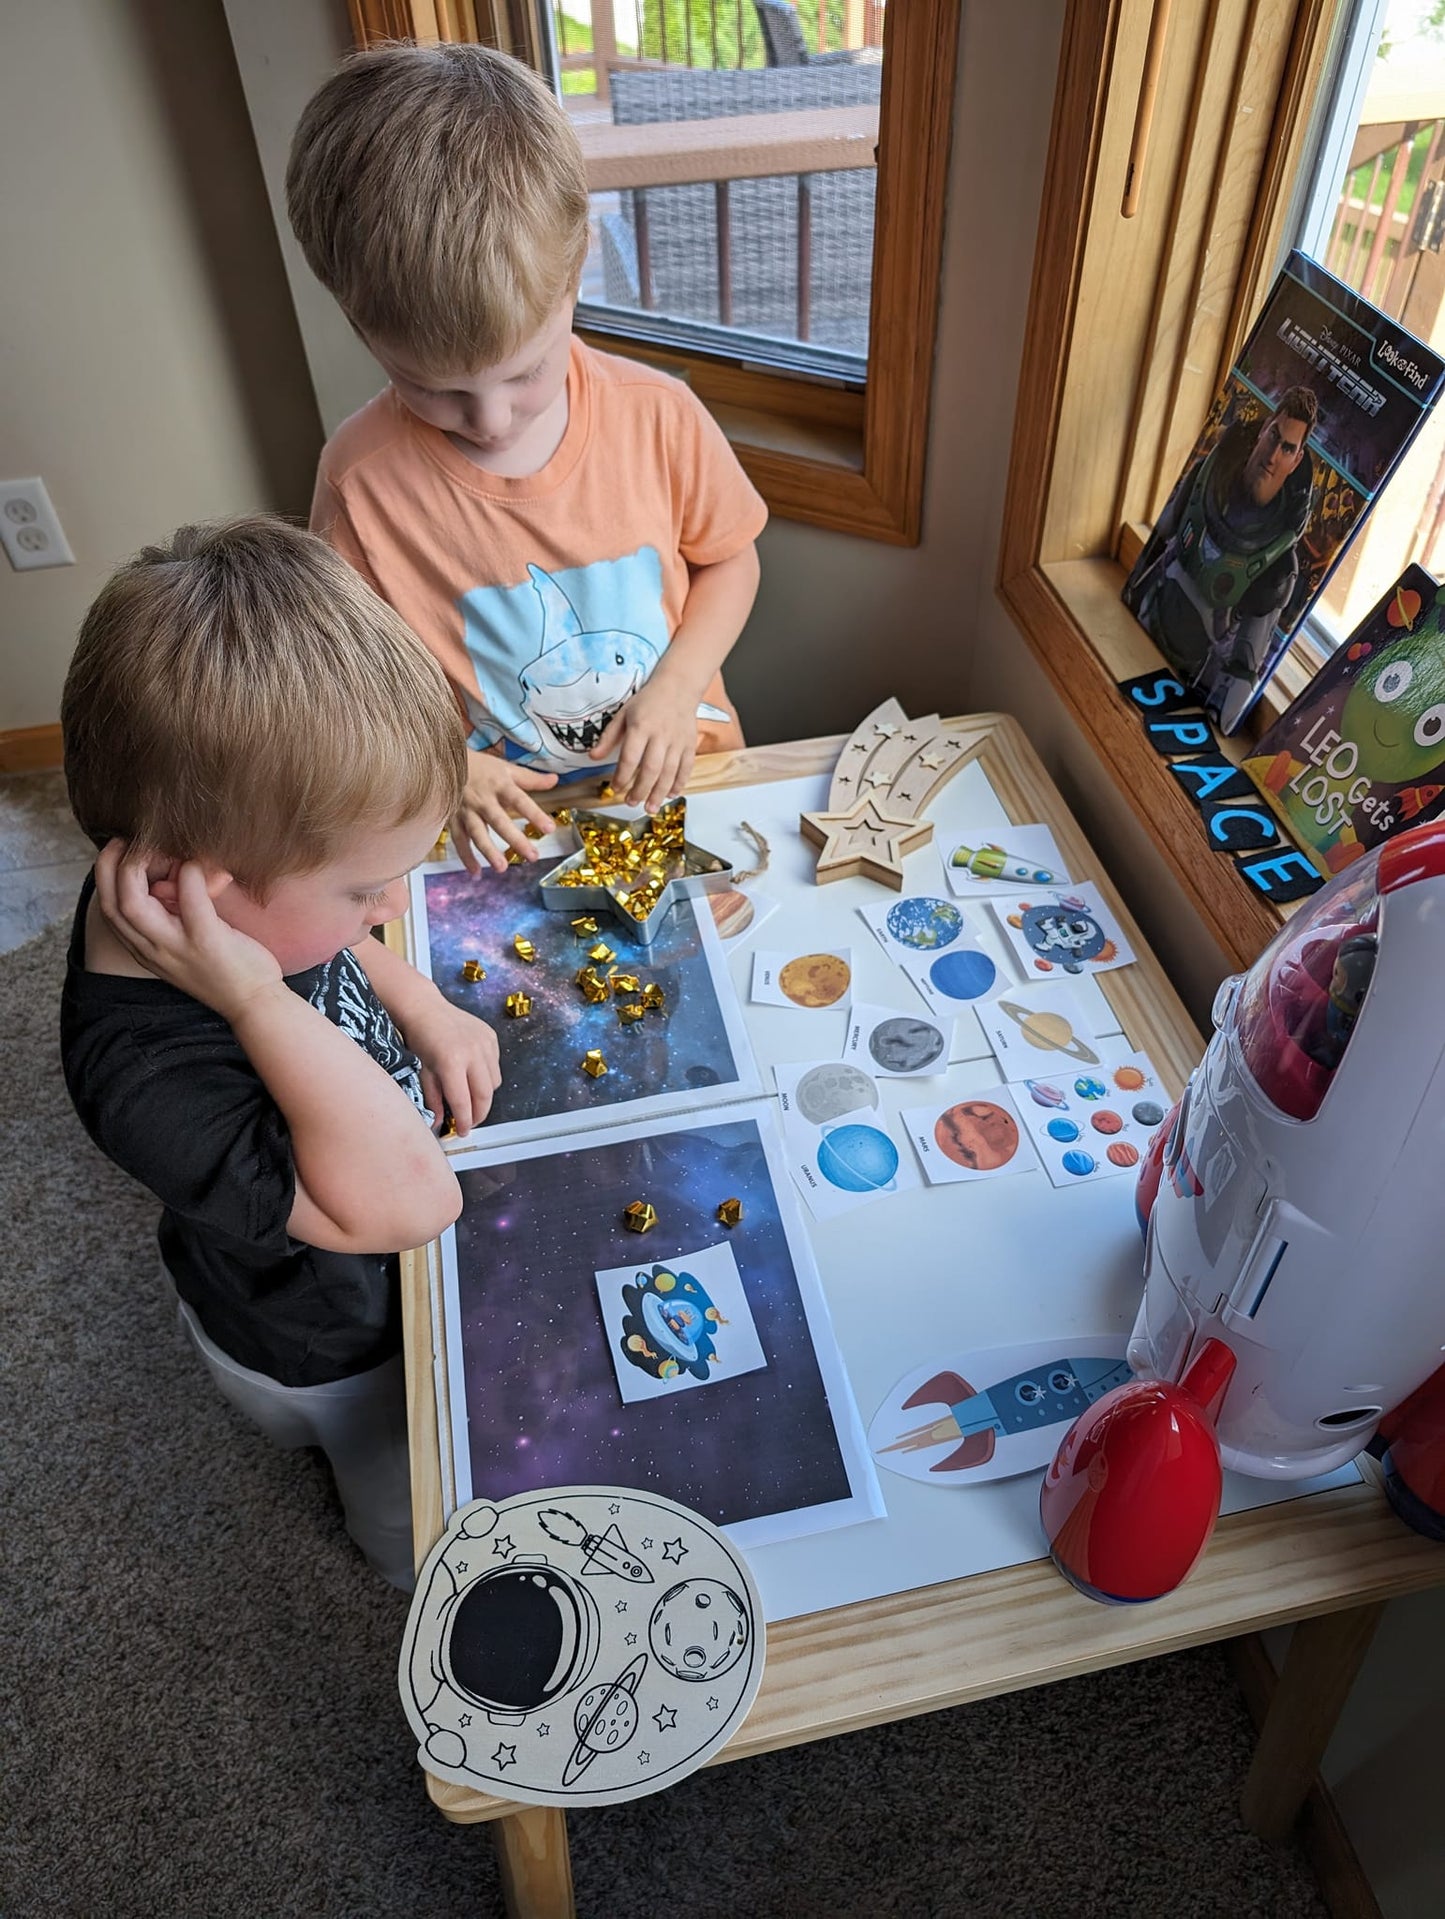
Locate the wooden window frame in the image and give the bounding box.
[998,0,1345,973]
[346,0,959,545]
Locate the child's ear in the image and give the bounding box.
[149,858,232,915]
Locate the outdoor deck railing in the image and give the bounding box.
[555,0,883,103]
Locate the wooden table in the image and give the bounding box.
[398,715,1445,1919]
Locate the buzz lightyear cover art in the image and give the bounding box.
[1243,564,1445,876]
[1123,251,1445,733]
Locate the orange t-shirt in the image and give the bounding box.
[310,339,766,773]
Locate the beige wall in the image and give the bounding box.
[0,0,318,734]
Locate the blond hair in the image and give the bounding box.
[286,42,589,375]
[62,518,465,891]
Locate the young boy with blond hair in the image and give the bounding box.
[60,518,500,1589]
[286,42,766,874]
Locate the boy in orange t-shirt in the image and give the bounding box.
[288,44,766,872]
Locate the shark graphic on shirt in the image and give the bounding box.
[458,551,667,772]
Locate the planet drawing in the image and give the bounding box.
[779,952,852,1007]
[1107,1141,1141,1167]
[996,1000,1100,1062]
[1132,1100,1165,1129]
[928,950,998,1001]
[649,1579,750,1682]
[817,1123,901,1193]
[1024,1080,1068,1109]
[1090,1109,1123,1135]
[708,890,755,940]
[1061,1149,1097,1177]
[868,1015,946,1074]
[934,1101,1019,1171]
[1073,1076,1106,1101]
[1112,1064,1147,1091]
[886,896,963,951]
[794,1061,879,1126]
[1047,1117,1080,1142]
[559,1652,648,1787]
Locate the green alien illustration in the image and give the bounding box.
[1339,615,1445,784]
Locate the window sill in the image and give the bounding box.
[997,551,1288,973]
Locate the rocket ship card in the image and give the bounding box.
[1242,564,1445,877]
[941,823,1072,900]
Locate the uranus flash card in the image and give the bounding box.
[751,948,853,1009]
[990,884,1136,979]
[841,1003,953,1078]
[902,1087,1041,1186]
[774,1059,919,1219]
[942,824,1071,900]
[972,981,1103,1082]
[595,1241,766,1404]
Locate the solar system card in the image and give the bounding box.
[1013,1049,1169,1187]
[434,1100,883,1559]
[406,854,761,1148]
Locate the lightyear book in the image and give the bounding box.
[1122,250,1445,732]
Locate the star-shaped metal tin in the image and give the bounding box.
[538,801,733,946]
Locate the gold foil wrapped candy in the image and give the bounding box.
[540,798,731,945]
[504,991,532,1018]
[588,942,616,964]
[716,1198,743,1228]
[641,983,666,1012]
[581,1049,608,1079]
[618,1002,645,1025]
[575,967,610,1004]
[623,1199,657,1233]
[611,973,641,995]
[571,915,600,936]
[460,959,486,983]
[513,935,537,962]
[554,808,575,827]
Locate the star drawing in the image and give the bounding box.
[537,1723,551,1737]
[491,1535,515,1558]
[458,1713,472,1728]
[615,1599,629,1614]
[706,1696,720,1711]
[653,1705,677,1732]
[662,1538,688,1564]
[492,1743,517,1771]
[638,1751,651,1766]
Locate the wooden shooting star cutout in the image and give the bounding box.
[800,699,986,888]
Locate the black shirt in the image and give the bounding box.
[60,876,427,1387]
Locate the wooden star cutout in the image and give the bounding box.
[916,751,945,770]
[799,796,935,889]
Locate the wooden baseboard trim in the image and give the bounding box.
[0,724,63,774]
[1226,1634,1383,1919]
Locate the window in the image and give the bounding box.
[346,0,956,543]
[998,0,1360,972]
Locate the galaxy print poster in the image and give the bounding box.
[437,1102,882,1557]
[408,855,759,1148]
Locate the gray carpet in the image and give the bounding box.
[2,918,1329,1919]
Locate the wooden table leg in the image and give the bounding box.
[1240,1602,1385,1841]
[493,1806,575,1919]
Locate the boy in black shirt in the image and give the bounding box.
[60,518,500,1588]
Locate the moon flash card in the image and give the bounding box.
[902,1086,1041,1186]
[942,824,1072,900]
[750,948,853,1009]
[972,981,1103,1082]
[595,1241,767,1405]
[841,1002,954,1078]
[399,1486,765,1807]
[1013,1049,1169,1186]
[856,895,1007,1014]
[990,884,1136,979]
[774,1058,920,1219]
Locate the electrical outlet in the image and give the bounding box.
[0,478,75,571]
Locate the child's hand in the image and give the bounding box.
[401,990,503,1136]
[453,748,559,876]
[94,840,284,1024]
[590,677,698,813]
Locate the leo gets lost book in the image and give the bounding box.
[1122,250,1445,734]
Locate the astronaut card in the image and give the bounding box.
[989,883,1136,980]
[595,1241,767,1405]
[841,1002,954,1078]
[1013,1049,1169,1188]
